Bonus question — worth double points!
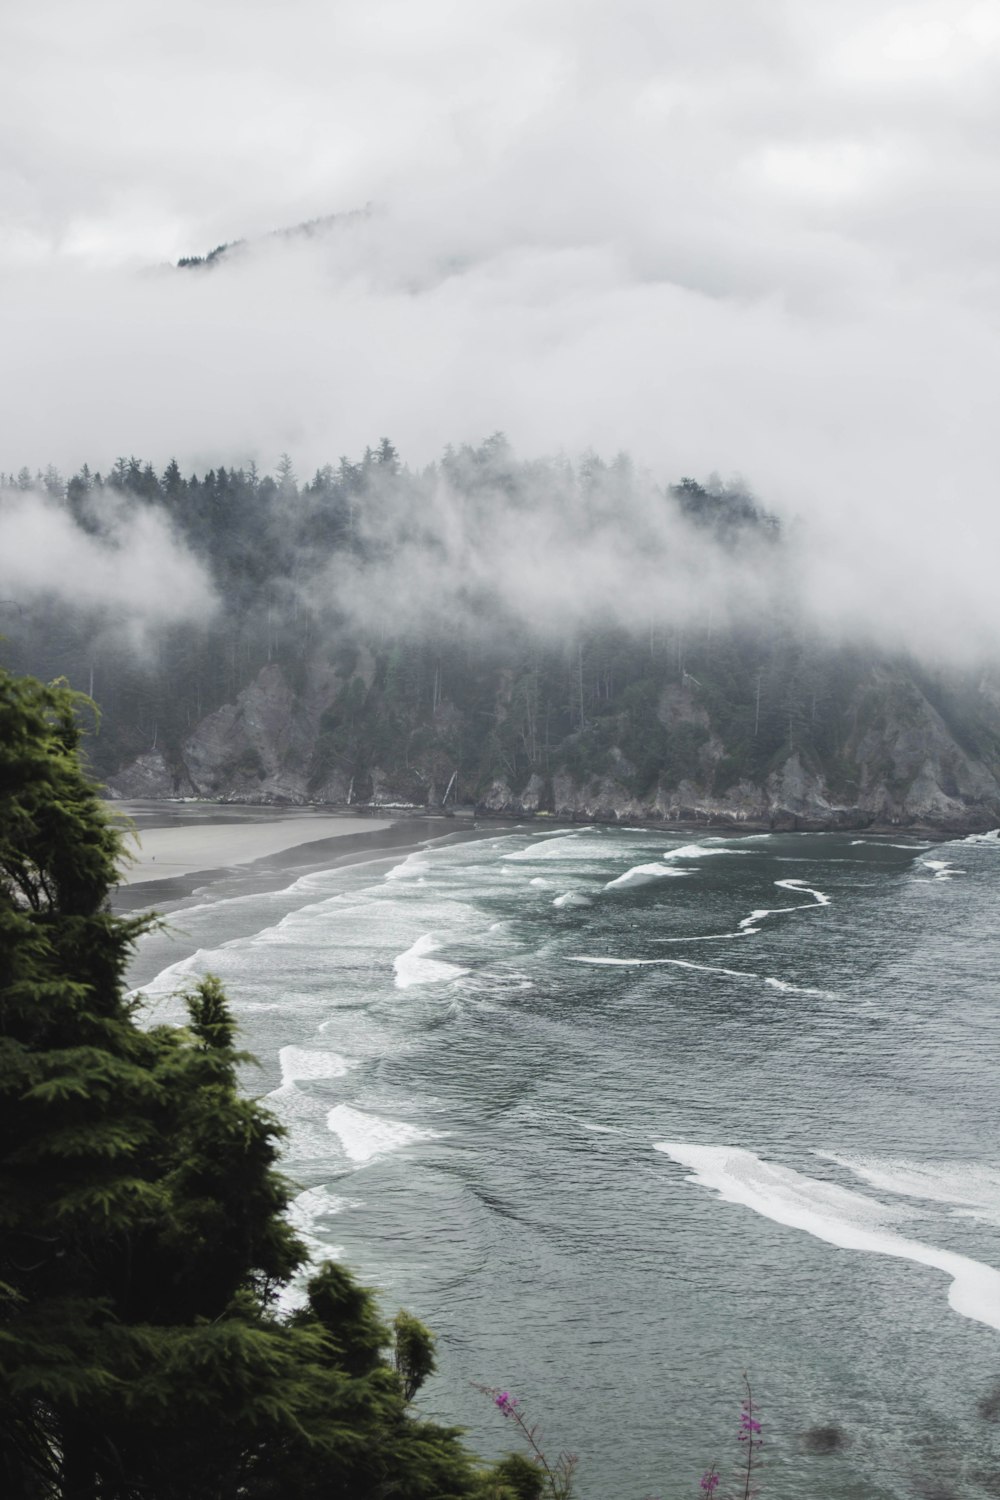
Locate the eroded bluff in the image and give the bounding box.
[106,655,1000,833]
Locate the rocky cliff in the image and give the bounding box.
[105,656,1000,833]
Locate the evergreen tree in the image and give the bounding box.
[0,668,516,1500]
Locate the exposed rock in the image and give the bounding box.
[517,774,548,812]
[369,766,428,808]
[106,658,1000,831]
[178,664,310,802]
[104,751,187,800]
[107,662,343,804]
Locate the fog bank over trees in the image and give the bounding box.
[2,439,998,824]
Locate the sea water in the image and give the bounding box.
[128,825,1000,1499]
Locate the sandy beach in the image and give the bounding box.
[116,811,395,885]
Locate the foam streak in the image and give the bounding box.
[656,1142,1000,1334]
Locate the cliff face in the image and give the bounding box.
[105,657,1000,832]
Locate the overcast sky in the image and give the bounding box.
[3,0,1000,588]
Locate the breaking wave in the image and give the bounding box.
[393,933,469,988]
[656,1142,1000,1333]
[326,1104,446,1163]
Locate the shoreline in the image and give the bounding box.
[470,809,968,837]
[104,795,973,918]
[107,805,506,915]
[108,793,982,840]
[114,810,396,886]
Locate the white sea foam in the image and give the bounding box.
[961,829,1000,844]
[850,840,930,850]
[393,933,469,987]
[504,835,600,861]
[604,862,692,890]
[569,954,834,997]
[568,955,664,966]
[817,1152,1000,1226]
[655,931,753,943]
[286,1184,353,1243]
[776,878,831,904]
[266,1082,342,1161]
[529,826,598,837]
[919,859,965,879]
[386,853,433,880]
[278,1045,353,1083]
[277,1185,353,1311]
[553,892,593,908]
[568,956,807,990]
[661,843,751,860]
[567,955,753,980]
[326,1103,445,1163]
[737,909,772,932]
[530,877,551,887]
[737,878,831,933]
[665,958,757,979]
[656,1143,1000,1333]
[647,877,832,946]
[764,978,836,998]
[131,948,208,1003]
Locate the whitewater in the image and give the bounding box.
[127,823,1000,1500]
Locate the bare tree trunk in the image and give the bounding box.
[577,643,585,728]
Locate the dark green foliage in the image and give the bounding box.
[0,666,513,1499]
[487,1454,545,1500]
[394,1309,438,1402]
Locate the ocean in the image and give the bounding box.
[126,820,1000,1500]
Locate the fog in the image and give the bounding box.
[2,0,999,659]
[306,455,997,667]
[0,487,215,636]
[317,461,779,638]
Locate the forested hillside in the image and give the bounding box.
[3,438,1000,830]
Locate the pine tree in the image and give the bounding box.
[0,668,517,1500]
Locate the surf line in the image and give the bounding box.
[567,956,757,980]
[656,1142,1000,1336]
[737,877,831,934]
[651,876,832,943]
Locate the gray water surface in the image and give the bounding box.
[129,825,1000,1499]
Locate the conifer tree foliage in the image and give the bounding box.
[0,668,512,1499]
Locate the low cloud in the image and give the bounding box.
[1,0,998,664]
[303,450,995,669]
[0,487,216,636]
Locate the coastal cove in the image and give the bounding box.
[9,5,1000,1489]
[121,805,1000,1500]
[109,802,501,913]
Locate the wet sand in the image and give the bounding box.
[107,803,498,917]
[117,812,394,885]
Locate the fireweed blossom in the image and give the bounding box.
[737,1380,763,1500]
[738,1410,762,1440]
[696,1381,762,1500]
[475,1383,578,1499]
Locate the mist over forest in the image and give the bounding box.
[2,438,998,827]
